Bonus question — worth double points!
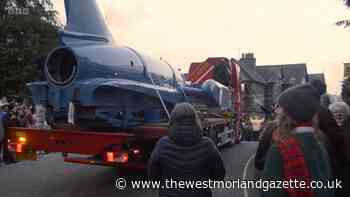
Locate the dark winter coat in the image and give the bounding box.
[318,106,342,154]
[316,106,350,197]
[336,116,350,196]
[147,103,225,197]
[317,107,342,175]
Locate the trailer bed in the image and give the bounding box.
[6,117,235,168]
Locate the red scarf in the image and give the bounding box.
[273,132,315,197]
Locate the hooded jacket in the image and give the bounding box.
[148,103,226,197]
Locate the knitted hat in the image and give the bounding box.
[278,84,320,123]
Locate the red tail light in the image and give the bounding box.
[16,143,23,153]
[106,152,115,162]
[8,138,27,153]
[105,151,128,163]
[120,153,128,163]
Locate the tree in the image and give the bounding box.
[336,0,350,27]
[345,0,350,6]
[0,0,59,96]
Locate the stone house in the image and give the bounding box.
[239,53,309,113]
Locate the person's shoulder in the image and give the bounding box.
[157,136,171,145]
[151,136,172,154]
[199,137,221,154]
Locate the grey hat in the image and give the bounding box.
[168,103,203,146]
[278,84,320,122]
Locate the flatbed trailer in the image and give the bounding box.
[6,117,239,169]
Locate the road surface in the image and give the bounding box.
[0,141,259,197]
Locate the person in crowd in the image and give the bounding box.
[7,99,20,126]
[310,80,348,197]
[309,78,331,108]
[148,103,225,197]
[0,97,34,128]
[254,103,282,171]
[0,101,9,164]
[17,108,26,127]
[309,79,340,139]
[329,102,350,127]
[33,105,50,129]
[332,100,350,195]
[0,100,16,164]
[263,84,334,197]
[1,96,8,105]
[310,79,341,179]
[21,98,34,128]
[254,120,277,171]
[341,85,350,129]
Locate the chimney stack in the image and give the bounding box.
[239,53,256,71]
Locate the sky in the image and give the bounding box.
[53,0,350,94]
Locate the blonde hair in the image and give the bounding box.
[276,111,297,139]
[275,109,323,143]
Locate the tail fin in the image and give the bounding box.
[61,0,114,45]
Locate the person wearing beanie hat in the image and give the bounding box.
[263,84,334,197]
[148,103,225,197]
[278,84,320,123]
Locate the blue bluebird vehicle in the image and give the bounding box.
[28,0,233,130]
[6,0,241,168]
